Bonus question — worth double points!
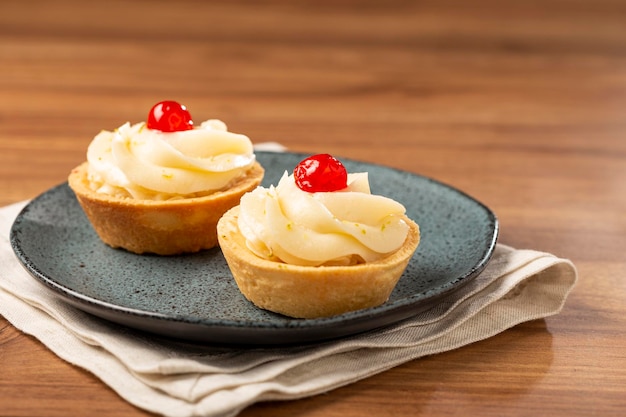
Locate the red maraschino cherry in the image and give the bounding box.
[147,100,194,132]
[294,154,348,192]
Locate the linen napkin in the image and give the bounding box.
[0,189,577,416]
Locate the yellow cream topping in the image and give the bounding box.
[86,119,256,200]
[238,172,410,266]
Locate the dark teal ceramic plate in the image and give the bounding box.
[10,151,498,345]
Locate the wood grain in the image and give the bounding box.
[1,0,626,416]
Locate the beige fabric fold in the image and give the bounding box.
[0,198,577,417]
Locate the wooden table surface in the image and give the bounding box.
[1,1,625,416]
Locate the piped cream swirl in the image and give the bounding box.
[86,119,256,200]
[238,172,410,266]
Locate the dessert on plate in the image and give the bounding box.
[217,153,420,318]
[68,100,264,255]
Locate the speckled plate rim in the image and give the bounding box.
[10,151,499,346]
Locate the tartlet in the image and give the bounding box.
[217,153,420,318]
[68,100,264,255]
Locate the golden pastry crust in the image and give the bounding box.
[217,206,420,318]
[68,161,264,255]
